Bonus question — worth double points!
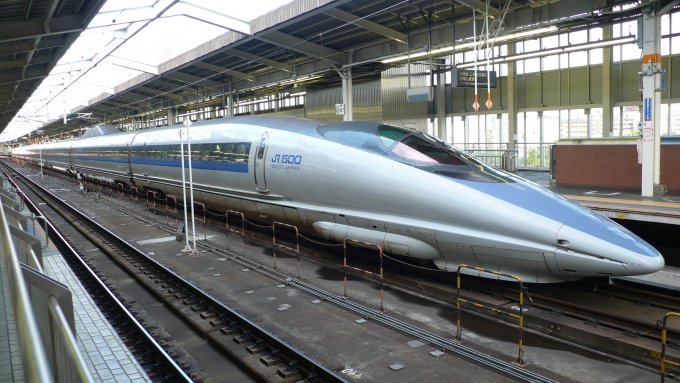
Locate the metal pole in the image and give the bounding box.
[0,201,54,383]
[179,130,192,252]
[39,148,43,178]
[272,224,277,270]
[296,228,300,279]
[517,282,525,366]
[379,246,384,312]
[343,240,348,298]
[456,265,462,341]
[187,123,199,255]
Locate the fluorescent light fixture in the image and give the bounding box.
[382,26,559,64]
[289,91,306,97]
[455,36,635,68]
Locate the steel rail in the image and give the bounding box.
[1,167,194,383]
[3,163,348,383]
[17,165,674,368]
[7,162,557,383]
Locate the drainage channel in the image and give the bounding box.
[5,163,557,383]
[2,165,348,383]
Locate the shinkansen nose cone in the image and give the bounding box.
[554,212,664,277]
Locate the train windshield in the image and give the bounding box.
[378,126,515,183]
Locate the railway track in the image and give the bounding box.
[2,163,347,383]
[4,163,560,383]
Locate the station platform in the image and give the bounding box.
[517,171,680,226]
[0,178,151,383]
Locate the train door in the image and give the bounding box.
[254,132,269,193]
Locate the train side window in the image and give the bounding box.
[222,143,234,162]
[235,143,249,163]
[210,144,221,162]
[201,145,210,161]
[189,144,198,161]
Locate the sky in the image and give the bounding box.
[2,0,293,143]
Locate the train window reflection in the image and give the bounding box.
[211,144,222,161]
[392,135,466,165]
[191,144,201,160]
[235,143,249,162]
[378,126,408,149]
[222,143,234,162]
[201,145,210,161]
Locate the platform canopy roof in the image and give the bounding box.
[3,0,677,143]
[0,0,108,140]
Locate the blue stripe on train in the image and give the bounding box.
[46,155,249,173]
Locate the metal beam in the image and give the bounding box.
[455,0,499,16]
[228,49,293,72]
[24,0,34,20]
[0,38,67,57]
[324,8,407,43]
[134,86,185,100]
[43,0,60,34]
[0,67,49,86]
[0,91,32,103]
[192,61,253,80]
[0,55,56,71]
[163,71,222,88]
[258,31,344,64]
[0,15,85,44]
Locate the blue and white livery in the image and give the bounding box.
[13,116,664,283]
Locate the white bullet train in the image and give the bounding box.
[13,116,664,283]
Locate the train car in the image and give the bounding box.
[12,116,665,283]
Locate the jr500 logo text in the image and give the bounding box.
[271,154,302,170]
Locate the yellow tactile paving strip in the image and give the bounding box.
[565,195,680,216]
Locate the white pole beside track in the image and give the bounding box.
[185,118,199,255]
[179,127,192,253]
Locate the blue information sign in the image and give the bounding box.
[645,98,652,121]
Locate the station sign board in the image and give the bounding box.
[644,98,652,121]
[453,70,497,88]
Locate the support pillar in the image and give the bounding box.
[640,7,665,196]
[340,68,353,121]
[602,25,613,137]
[507,45,518,150]
[167,107,175,126]
[227,93,233,117]
[437,66,447,140]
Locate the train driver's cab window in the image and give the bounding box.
[380,124,466,165]
[257,139,267,160]
[378,126,408,149]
